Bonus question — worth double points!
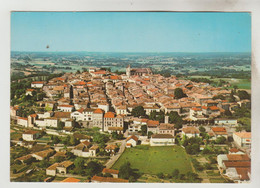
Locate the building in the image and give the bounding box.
[17,117,28,127]
[233,132,251,148]
[210,127,228,140]
[104,112,124,133]
[126,135,138,147]
[22,130,40,141]
[150,134,175,146]
[31,149,54,160]
[217,154,250,170]
[126,65,152,77]
[31,81,45,88]
[158,123,175,136]
[57,105,74,112]
[214,118,238,127]
[102,168,119,178]
[91,176,129,183]
[92,108,104,129]
[72,141,95,157]
[147,120,159,134]
[182,126,200,138]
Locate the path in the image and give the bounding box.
[105,140,126,168]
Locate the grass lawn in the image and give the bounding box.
[112,145,193,175]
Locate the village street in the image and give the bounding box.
[105,139,126,168]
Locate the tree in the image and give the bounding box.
[69,135,79,146]
[199,126,206,133]
[131,106,146,117]
[74,157,85,171]
[168,111,183,125]
[52,136,60,144]
[57,121,65,130]
[174,88,187,99]
[215,136,226,144]
[237,90,250,100]
[86,161,103,176]
[119,162,137,181]
[141,125,147,136]
[148,131,153,138]
[224,109,232,117]
[93,133,109,144]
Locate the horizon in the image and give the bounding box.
[11,51,251,53]
[11,12,251,53]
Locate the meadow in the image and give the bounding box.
[112,145,193,175]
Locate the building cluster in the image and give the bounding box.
[10,65,251,183]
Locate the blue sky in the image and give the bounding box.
[11,12,251,52]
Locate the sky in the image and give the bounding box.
[11,12,251,52]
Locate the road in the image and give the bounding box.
[105,139,126,169]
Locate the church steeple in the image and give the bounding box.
[126,64,131,77]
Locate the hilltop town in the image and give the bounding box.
[10,65,251,183]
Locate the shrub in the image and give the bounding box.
[156,172,164,179]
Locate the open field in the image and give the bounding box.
[112,145,193,175]
[186,76,251,89]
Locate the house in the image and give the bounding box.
[189,107,207,121]
[150,134,175,146]
[182,126,200,138]
[15,154,33,164]
[217,154,250,170]
[102,168,119,178]
[26,89,35,96]
[92,108,104,129]
[233,132,251,148]
[225,167,251,183]
[22,130,40,141]
[126,135,138,147]
[105,144,118,154]
[229,148,245,155]
[60,177,81,183]
[56,161,74,175]
[57,105,74,112]
[214,118,238,127]
[91,176,129,183]
[158,123,175,136]
[46,163,59,176]
[31,81,45,88]
[31,149,54,160]
[210,127,228,139]
[104,112,124,133]
[147,120,159,134]
[72,141,95,157]
[17,117,28,127]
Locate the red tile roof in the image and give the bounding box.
[234,132,251,139]
[102,168,119,174]
[126,135,138,142]
[226,154,250,161]
[147,120,159,127]
[91,176,128,183]
[93,108,104,114]
[61,177,81,182]
[182,126,200,134]
[104,112,115,118]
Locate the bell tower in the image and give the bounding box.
[126,64,131,77]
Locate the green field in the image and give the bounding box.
[112,145,193,175]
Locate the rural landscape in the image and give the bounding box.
[10,12,251,183]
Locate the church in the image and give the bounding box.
[126,65,152,77]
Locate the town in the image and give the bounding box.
[10,65,251,183]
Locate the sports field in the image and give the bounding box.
[112,145,193,175]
